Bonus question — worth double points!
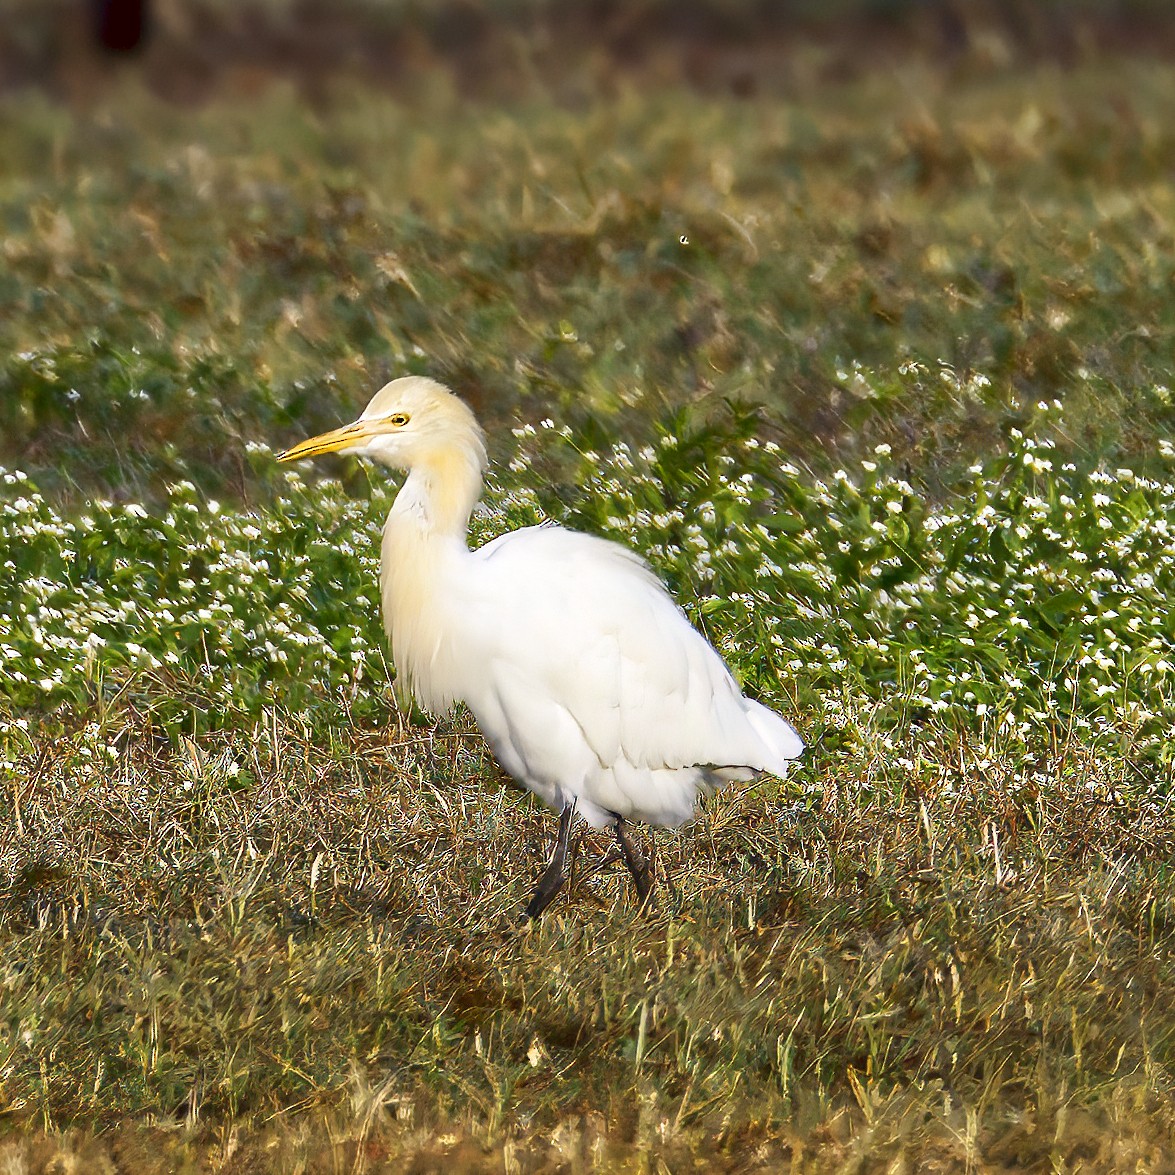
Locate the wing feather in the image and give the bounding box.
[466,525,799,777]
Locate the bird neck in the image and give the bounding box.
[389,443,484,542]
[381,441,484,715]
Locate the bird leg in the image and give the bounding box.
[523,803,575,920]
[613,819,655,909]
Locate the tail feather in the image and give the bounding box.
[744,699,804,775]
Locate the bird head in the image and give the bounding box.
[276,376,487,473]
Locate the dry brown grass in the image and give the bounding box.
[3,706,1175,1171]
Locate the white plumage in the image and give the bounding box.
[278,376,803,914]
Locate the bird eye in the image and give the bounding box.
[389,413,410,427]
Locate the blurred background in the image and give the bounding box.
[2,0,1174,504]
[6,1,1175,104]
[6,1,1175,101]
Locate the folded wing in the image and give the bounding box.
[466,525,802,790]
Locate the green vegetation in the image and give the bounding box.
[5,54,1175,502]
[4,19,1175,1173]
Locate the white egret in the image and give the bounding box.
[277,377,803,917]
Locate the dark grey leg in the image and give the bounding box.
[523,804,575,920]
[613,819,655,909]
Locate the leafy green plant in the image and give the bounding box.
[6,385,1175,783]
[0,461,394,738]
[509,389,1175,771]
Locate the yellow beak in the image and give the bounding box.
[276,420,374,462]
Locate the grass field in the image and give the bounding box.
[4,6,1175,1171]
